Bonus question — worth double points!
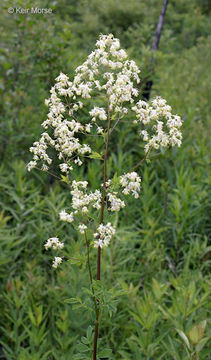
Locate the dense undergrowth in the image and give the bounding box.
[0,0,210,359]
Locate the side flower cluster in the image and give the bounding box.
[94,223,116,248]
[59,180,101,226]
[27,73,91,174]
[107,192,125,212]
[52,257,63,269]
[132,97,182,152]
[120,172,141,199]
[71,180,101,214]
[59,210,74,223]
[44,237,64,250]
[44,237,64,268]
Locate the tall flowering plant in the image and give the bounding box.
[27,34,182,359]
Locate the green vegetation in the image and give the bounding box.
[0,0,210,359]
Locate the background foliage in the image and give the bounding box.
[0,0,210,359]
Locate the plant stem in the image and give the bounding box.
[84,230,98,317]
[93,107,111,360]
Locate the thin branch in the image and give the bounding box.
[84,215,96,233]
[131,148,151,171]
[34,166,61,180]
[110,114,121,134]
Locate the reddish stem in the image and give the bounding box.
[97,247,101,281]
[93,106,111,360]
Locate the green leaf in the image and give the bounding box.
[188,321,207,344]
[74,354,89,360]
[89,152,103,160]
[129,311,144,326]
[61,175,69,184]
[64,297,81,304]
[81,336,89,345]
[176,329,190,350]
[111,172,120,186]
[86,325,93,340]
[98,348,112,358]
[36,305,43,327]
[196,337,210,352]
[152,278,162,300]
[28,307,36,326]
[72,303,84,310]
[68,257,84,266]
[76,343,89,352]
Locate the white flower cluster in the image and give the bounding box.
[73,33,140,114]
[89,107,107,121]
[27,34,182,269]
[27,132,54,171]
[44,238,64,269]
[27,73,91,173]
[107,192,125,212]
[94,222,116,248]
[71,180,101,213]
[120,172,141,199]
[52,256,63,269]
[132,97,183,152]
[27,34,141,174]
[59,210,74,223]
[59,180,101,229]
[78,224,87,234]
[44,237,64,250]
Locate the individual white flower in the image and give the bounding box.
[59,163,68,172]
[55,72,69,84]
[141,130,149,141]
[42,164,49,171]
[73,104,79,111]
[27,161,37,171]
[97,127,104,134]
[105,179,111,188]
[74,157,83,166]
[44,99,50,107]
[52,256,63,268]
[85,124,92,133]
[78,224,87,234]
